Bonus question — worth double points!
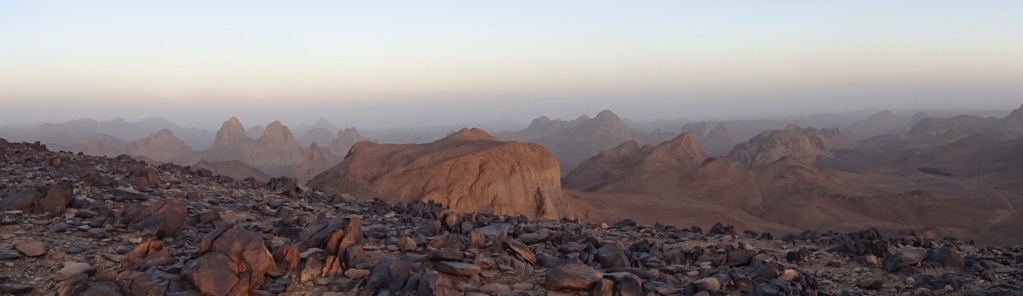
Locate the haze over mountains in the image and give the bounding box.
[5,104,1023,245]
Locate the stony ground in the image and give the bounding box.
[1,138,1022,296]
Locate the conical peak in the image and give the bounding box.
[260,120,295,142]
[442,128,496,142]
[214,117,248,146]
[223,117,244,129]
[307,142,327,161]
[647,133,706,160]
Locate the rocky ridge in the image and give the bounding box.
[0,139,1020,295]
[728,128,831,169]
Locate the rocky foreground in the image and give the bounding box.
[0,139,1021,296]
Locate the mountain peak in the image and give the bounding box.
[214,117,247,146]
[1009,104,1023,120]
[647,133,706,162]
[153,129,175,138]
[868,110,896,120]
[441,128,496,142]
[312,118,339,131]
[593,110,621,122]
[307,142,327,162]
[260,120,296,143]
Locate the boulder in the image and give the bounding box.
[183,223,276,295]
[884,248,929,272]
[14,237,46,257]
[596,242,629,269]
[545,262,603,291]
[364,256,415,294]
[124,199,187,238]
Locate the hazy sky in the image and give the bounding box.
[2,1,1022,128]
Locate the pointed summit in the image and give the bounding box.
[642,133,707,167]
[312,118,340,131]
[1008,104,1023,120]
[259,120,297,145]
[307,142,327,162]
[214,117,247,147]
[577,110,630,140]
[526,116,553,130]
[440,128,496,142]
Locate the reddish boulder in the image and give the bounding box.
[183,223,275,296]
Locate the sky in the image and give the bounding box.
[1,1,1022,128]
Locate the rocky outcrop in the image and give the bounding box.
[213,117,247,148]
[201,118,306,176]
[526,110,634,174]
[126,129,194,163]
[288,142,331,184]
[727,128,830,169]
[905,115,1002,139]
[182,223,275,295]
[681,121,734,156]
[309,128,569,219]
[786,125,859,150]
[563,133,706,191]
[328,127,367,162]
[903,105,1023,141]
[248,121,305,172]
[298,127,335,147]
[501,116,576,141]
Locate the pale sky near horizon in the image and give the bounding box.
[2,1,1022,128]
